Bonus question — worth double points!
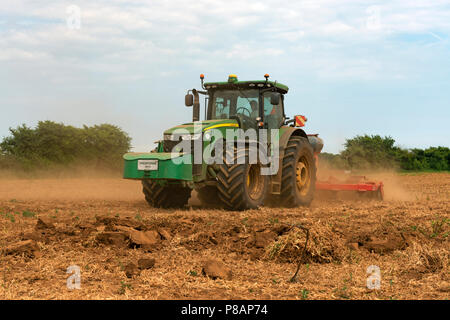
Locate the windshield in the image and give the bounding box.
[209,89,259,120]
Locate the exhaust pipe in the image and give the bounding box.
[192,89,200,122]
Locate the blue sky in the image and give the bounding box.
[0,0,449,153]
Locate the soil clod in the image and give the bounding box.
[201,259,232,280]
[138,258,156,270]
[124,262,140,278]
[2,240,40,258]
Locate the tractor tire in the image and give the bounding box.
[142,180,191,209]
[197,186,222,207]
[217,146,269,210]
[280,136,316,207]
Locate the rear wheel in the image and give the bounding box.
[142,180,191,208]
[217,146,269,210]
[280,136,316,207]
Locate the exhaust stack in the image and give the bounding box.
[192,89,200,122]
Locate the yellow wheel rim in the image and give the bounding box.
[246,164,264,200]
[296,157,310,196]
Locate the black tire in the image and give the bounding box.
[197,186,222,207]
[142,180,192,209]
[280,136,316,207]
[217,146,269,211]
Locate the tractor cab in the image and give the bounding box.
[186,74,288,131]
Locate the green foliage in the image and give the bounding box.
[0,211,16,223]
[118,281,132,295]
[22,210,36,218]
[397,147,449,171]
[300,289,309,300]
[319,152,349,170]
[430,217,449,238]
[341,135,401,170]
[319,134,449,171]
[0,121,131,171]
[187,270,198,277]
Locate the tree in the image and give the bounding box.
[340,135,400,169]
[0,121,131,171]
[318,135,449,172]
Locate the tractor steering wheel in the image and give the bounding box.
[236,107,251,117]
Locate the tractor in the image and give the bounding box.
[123,74,382,210]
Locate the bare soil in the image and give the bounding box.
[0,173,448,300]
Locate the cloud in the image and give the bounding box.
[0,0,449,152]
[185,35,207,44]
[225,43,283,60]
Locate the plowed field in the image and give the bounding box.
[0,173,448,299]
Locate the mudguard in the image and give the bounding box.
[270,126,309,194]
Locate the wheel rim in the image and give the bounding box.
[296,157,311,196]
[246,164,264,200]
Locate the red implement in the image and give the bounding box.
[316,175,384,200]
[308,136,385,200]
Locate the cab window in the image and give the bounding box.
[263,92,283,128]
[209,89,260,120]
[212,97,231,119]
[236,96,259,118]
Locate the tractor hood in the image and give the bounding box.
[163,119,239,135]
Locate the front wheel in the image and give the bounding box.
[142,180,191,209]
[280,136,316,207]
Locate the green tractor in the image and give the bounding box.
[123,74,323,210]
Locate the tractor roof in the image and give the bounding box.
[204,76,289,94]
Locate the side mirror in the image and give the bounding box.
[270,93,280,105]
[185,94,194,107]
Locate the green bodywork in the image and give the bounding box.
[123,119,240,183]
[164,119,239,135]
[123,152,192,181]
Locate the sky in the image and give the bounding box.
[0,0,449,153]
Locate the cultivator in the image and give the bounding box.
[308,134,384,201]
[316,175,384,200]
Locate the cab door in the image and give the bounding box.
[263,92,284,130]
[235,95,259,131]
[262,92,284,165]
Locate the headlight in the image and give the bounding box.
[181,133,202,140]
[164,133,202,141]
[164,134,176,141]
[203,131,212,141]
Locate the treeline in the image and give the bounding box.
[319,135,449,171]
[0,121,131,171]
[1,123,447,173]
